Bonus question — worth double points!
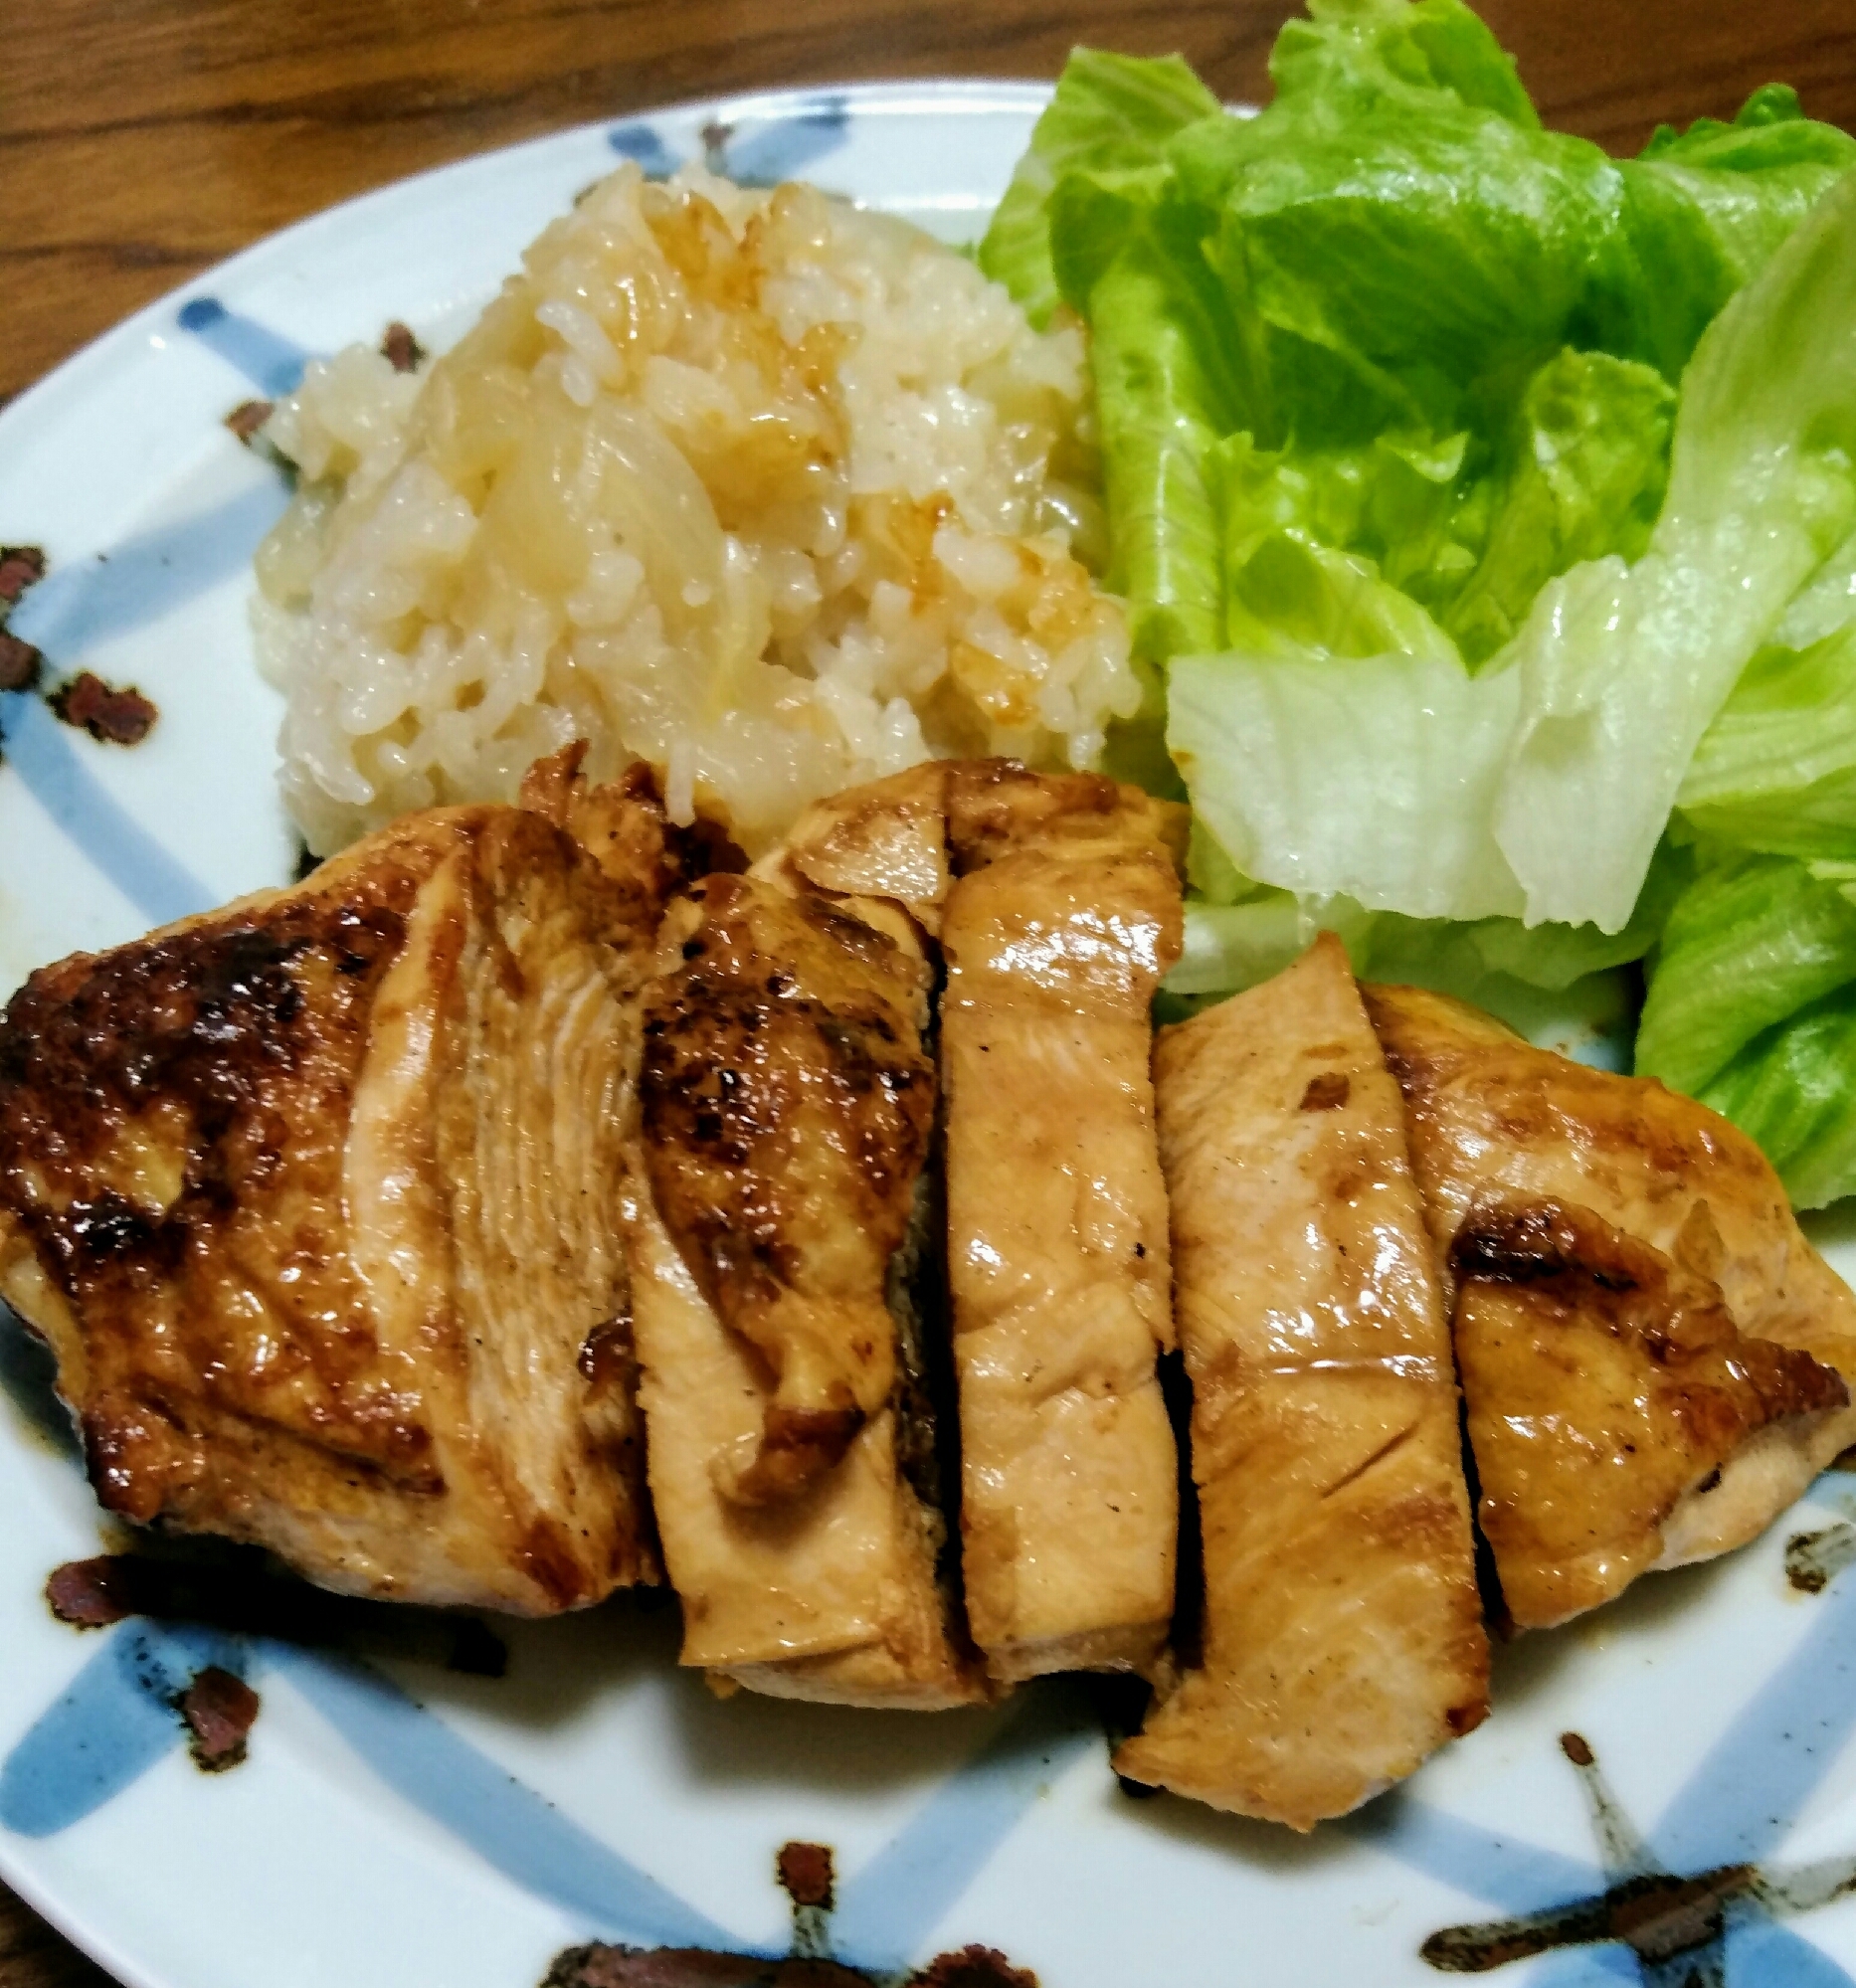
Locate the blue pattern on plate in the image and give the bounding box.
[1522,1952,1642,1986]
[10,1562,1856,1982]
[1345,1792,1604,1915]
[0,374,286,925]
[267,1643,741,1951]
[1655,1561,1856,1871]
[8,485,288,661]
[830,1686,1097,1972]
[710,98,851,187]
[0,1608,1094,1966]
[1389,1569,1856,1985]
[0,692,214,925]
[0,1623,245,1838]
[1729,1917,1856,1988]
[176,297,312,397]
[607,120,681,179]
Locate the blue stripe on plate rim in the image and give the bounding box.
[4,80,1856,1988]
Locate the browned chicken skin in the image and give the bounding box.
[627,861,981,1703]
[639,873,937,1505]
[1116,936,1488,1827]
[1366,983,1856,1629]
[0,785,683,1612]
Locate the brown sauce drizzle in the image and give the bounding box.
[1785,1520,1856,1594]
[382,321,426,372]
[225,399,275,444]
[0,630,41,693]
[543,1835,1039,1988]
[178,1665,260,1771]
[48,669,157,745]
[45,1546,508,1677]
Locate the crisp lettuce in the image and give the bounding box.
[1496,167,1856,928]
[1680,627,1856,861]
[978,51,1219,330]
[1638,853,1856,1097]
[1638,852,1856,1206]
[1169,871,1664,1057]
[1170,162,1856,933]
[984,12,1856,947]
[1204,349,1675,668]
[1178,103,1631,440]
[1638,490,1856,1206]
[1080,196,1242,664]
[1263,0,1537,130]
[1624,86,1856,376]
[1443,349,1674,665]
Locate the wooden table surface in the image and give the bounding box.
[5,0,1856,1977]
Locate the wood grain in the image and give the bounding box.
[3,0,1855,1978]
[0,1884,117,1988]
[4,0,1856,405]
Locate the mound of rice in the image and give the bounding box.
[253,162,1137,856]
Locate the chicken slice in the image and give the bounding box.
[1115,935,1488,1827]
[1365,983,1856,1629]
[776,764,953,936]
[639,873,935,1505]
[627,1179,980,1705]
[0,798,677,1612]
[742,756,1188,1684]
[939,762,1186,1683]
[631,870,982,1703]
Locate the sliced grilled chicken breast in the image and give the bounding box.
[939,763,1186,1683]
[776,764,953,937]
[1116,936,1488,1827]
[627,1178,979,1706]
[640,875,935,1504]
[0,799,673,1612]
[1365,983,1856,1630]
[631,871,982,1704]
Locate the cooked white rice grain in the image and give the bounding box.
[254,163,1137,856]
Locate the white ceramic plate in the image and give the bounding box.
[7,82,1856,1988]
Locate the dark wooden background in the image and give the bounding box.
[4,0,1856,1975]
[8,0,1856,408]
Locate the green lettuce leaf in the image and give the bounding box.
[1496,164,1856,927]
[1183,107,1630,442]
[988,10,1856,1161]
[1637,851,1856,1095]
[977,50,1219,328]
[1622,86,1856,377]
[1168,880,1655,1057]
[1442,348,1675,664]
[1204,349,1676,667]
[1171,839,1683,1001]
[1171,639,1523,916]
[1056,177,1243,789]
[1680,624,1856,861]
[1170,163,1856,933]
[1264,0,1538,129]
[1695,993,1856,1211]
[1081,197,1244,663]
[1637,850,1856,1206]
